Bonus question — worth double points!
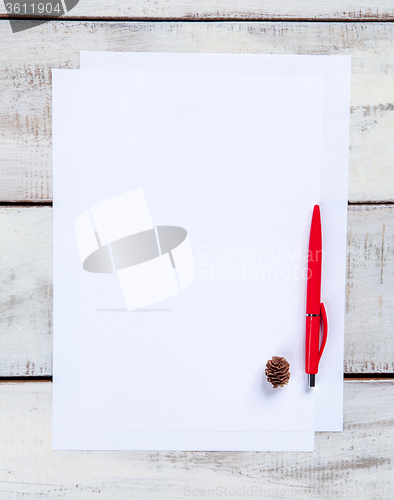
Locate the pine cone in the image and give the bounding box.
[265,356,290,388]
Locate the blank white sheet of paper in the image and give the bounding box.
[53,50,350,450]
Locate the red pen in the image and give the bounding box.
[305,205,328,388]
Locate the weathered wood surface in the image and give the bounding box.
[1,21,394,203]
[0,380,392,499]
[2,0,394,20]
[0,205,392,377]
[0,207,52,377]
[345,205,394,373]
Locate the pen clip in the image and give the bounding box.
[318,302,328,364]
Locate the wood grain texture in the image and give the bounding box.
[1,20,394,203]
[2,0,394,20]
[0,380,392,499]
[345,205,394,373]
[0,207,52,377]
[0,205,393,376]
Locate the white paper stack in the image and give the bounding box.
[52,52,351,452]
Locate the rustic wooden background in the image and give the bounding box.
[1,3,394,498]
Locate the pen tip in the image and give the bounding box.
[308,374,315,388]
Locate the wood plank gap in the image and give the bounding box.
[0,201,53,207]
[1,375,392,384]
[3,202,390,207]
[0,376,52,383]
[348,201,394,206]
[344,373,394,379]
[2,16,394,22]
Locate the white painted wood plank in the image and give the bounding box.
[345,205,394,373]
[0,207,52,377]
[0,21,394,202]
[0,205,393,376]
[1,0,394,20]
[0,380,392,498]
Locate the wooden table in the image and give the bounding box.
[0,2,393,497]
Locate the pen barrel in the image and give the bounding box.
[306,260,321,313]
[305,316,320,374]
